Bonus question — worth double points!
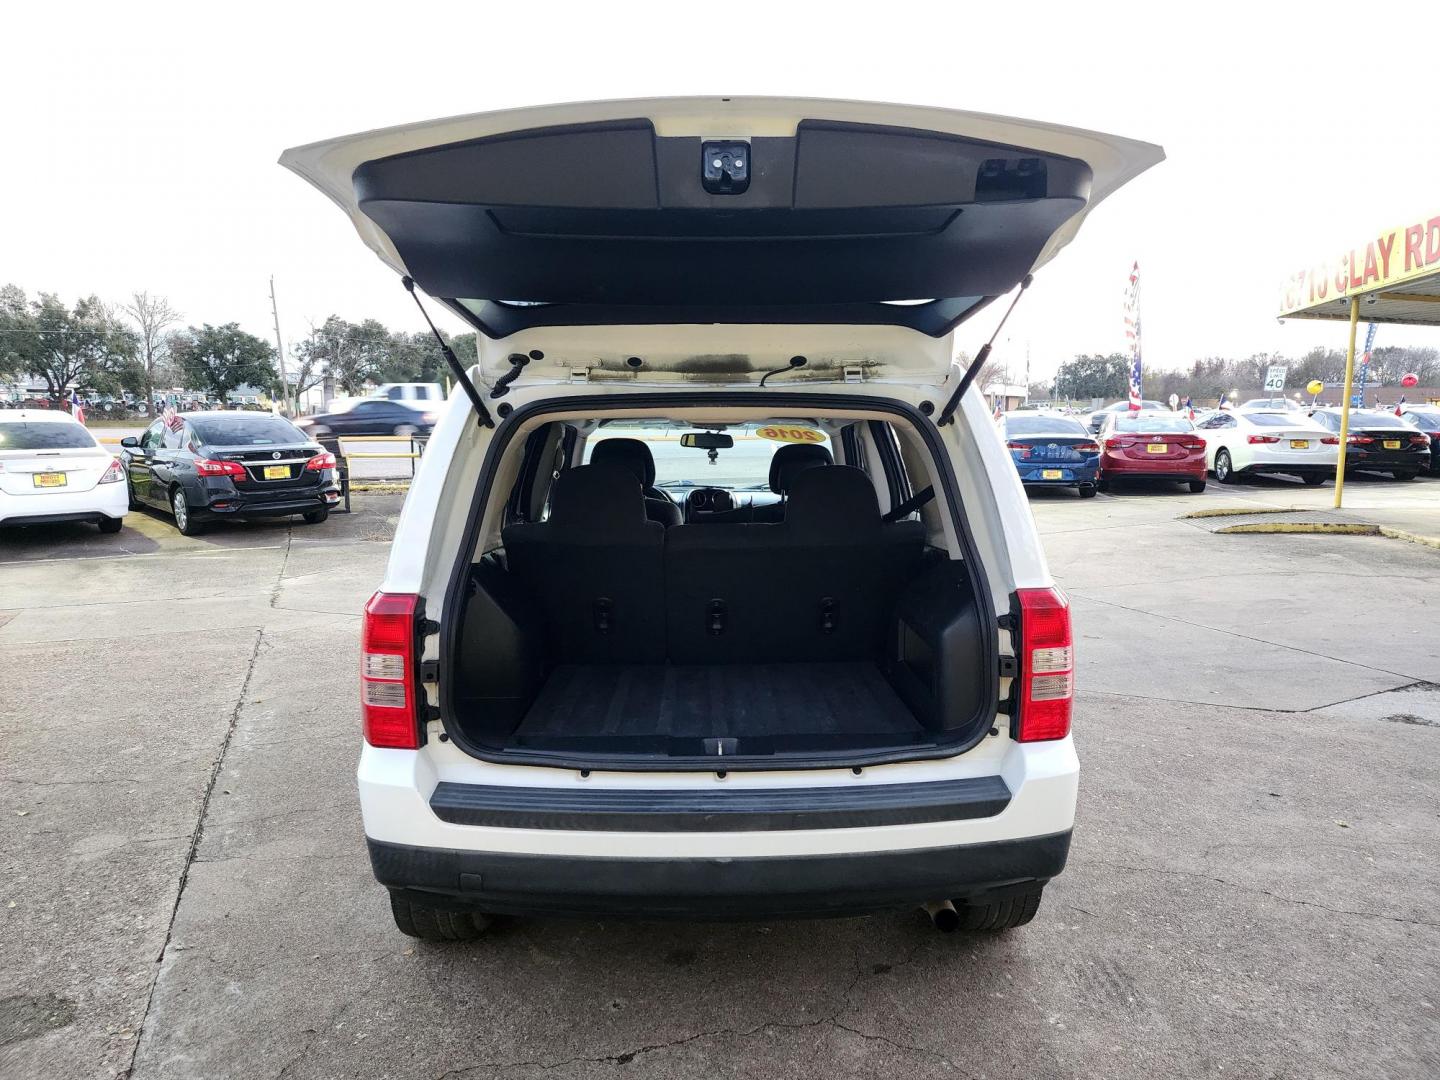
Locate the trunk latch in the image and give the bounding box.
[701,141,750,194]
[707,599,727,635]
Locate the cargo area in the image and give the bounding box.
[443,419,996,768]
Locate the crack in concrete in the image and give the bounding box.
[431,936,957,1079]
[1078,679,1430,716]
[120,627,266,1079]
[269,523,295,609]
[1070,590,1435,684]
[1090,859,1440,929]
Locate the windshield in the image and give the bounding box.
[585,421,831,489]
[192,416,307,446]
[1115,415,1192,433]
[1004,416,1089,437]
[0,422,99,451]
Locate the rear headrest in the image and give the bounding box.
[768,442,834,494]
[783,466,880,538]
[545,463,656,539]
[590,437,657,488]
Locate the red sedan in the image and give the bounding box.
[1097,413,1207,492]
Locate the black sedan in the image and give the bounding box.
[1400,406,1440,475]
[1309,408,1432,480]
[120,412,341,535]
[293,398,435,439]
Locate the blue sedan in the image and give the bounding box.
[1000,413,1101,498]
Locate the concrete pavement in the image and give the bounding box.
[1,488,1437,1079]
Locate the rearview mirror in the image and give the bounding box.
[120,436,139,448]
[680,432,734,450]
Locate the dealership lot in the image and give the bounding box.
[2,487,1438,1079]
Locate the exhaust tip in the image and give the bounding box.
[923,900,960,933]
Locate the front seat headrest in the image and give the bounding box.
[590,438,657,489]
[546,463,656,538]
[783,465,881,538]
[768,442,834,494]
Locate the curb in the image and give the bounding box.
[1380,526,1440,551]
[1214,522,1379,536]
[349,483,411,494]
[1180,506,1303,519]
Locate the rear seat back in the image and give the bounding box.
[665,466,924,664]
[502,463,666,663]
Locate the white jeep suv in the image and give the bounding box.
[282,97,1161,939]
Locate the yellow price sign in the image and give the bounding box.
[756,425,824,444]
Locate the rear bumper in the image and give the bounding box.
[1101,456,1205,479]
[0,484,127,527]
[1345,452,1429,474]
[197,479,339,518]
[358,737,1079,916]
[1016,463,1098,486]
[369,831,1071,919]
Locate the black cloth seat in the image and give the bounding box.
[589,437,682,527]
[702,442,834,524]
[502,463,665,663]
[665,465,924,664]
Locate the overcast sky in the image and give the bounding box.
[4,1,1438,383]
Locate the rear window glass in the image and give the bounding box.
[1004,415,1089,436]
[1114,415,1192,433]
[1246,413,1300,427]
[1351,412,1409,429]
[191,416,305,446]
[1404,410,1440,430]
[0,422,98,450]
[585,421,831,490]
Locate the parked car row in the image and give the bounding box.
[0,409,340,536]
[1002,402,1437,497]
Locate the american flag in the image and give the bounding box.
[162,405,184,432]
[1356,322,1377,405]
[1123,262,1142,411]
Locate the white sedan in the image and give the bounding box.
[0,410,128,532]
[1192,409,1338,485]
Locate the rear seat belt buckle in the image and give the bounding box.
[820,597,838,634]
[707,599,726,636]
[593,597,614,634]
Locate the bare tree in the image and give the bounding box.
[124,291,180,416]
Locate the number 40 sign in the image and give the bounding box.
[1263,365,1288,393]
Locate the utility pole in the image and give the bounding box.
[268,276,291,415]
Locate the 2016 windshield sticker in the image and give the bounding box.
[756,426,824,444]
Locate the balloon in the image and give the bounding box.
[1306,379,1324,396]
[1401,372,1419,388]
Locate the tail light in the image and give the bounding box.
[1410,434,1429,445]
[98,458,125,484]
[1076,442,1101,454]
[1180,440,1205,451]
[1347,434,1373,445]
[1247,435,1280,444]
[361,592,421,749]
[1104,437,1126,449]
[1321,436,1339,445]
[1015,588,1073,742]
[305,450,337,472]
[421,412,437,423]
[1005,442,1032,458]
[194,457,246,478]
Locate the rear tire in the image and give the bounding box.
[1078,484,1097,499]
[1188,479,1207,493]
[1395,470,1417,481]
[170,488,202,536]
[1301,473,1327,486]
[1215,449,1238,485]
[954,886,1044,931]
[97,517,123,534]
[389,894,491,942]
[1096,476,1111,493]
[302,508,329,525]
